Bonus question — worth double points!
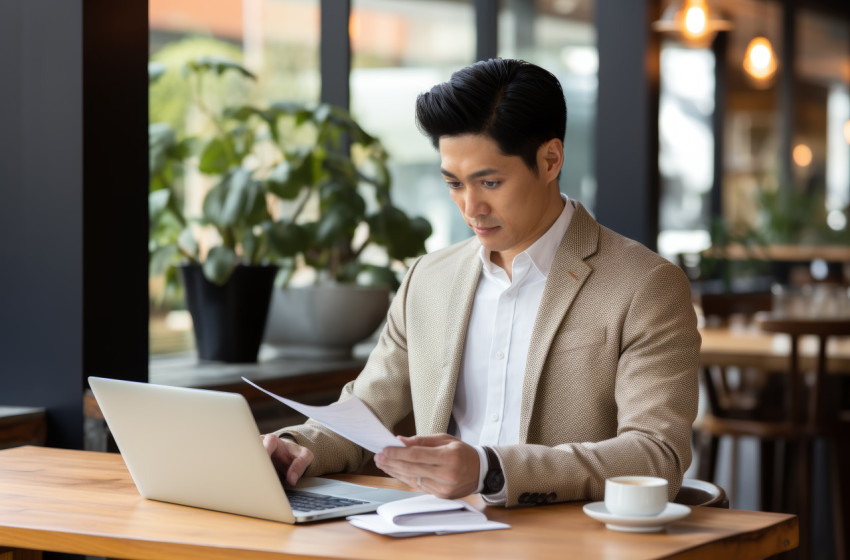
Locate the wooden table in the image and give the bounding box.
[699,326,850,373]
[0,446,797,560]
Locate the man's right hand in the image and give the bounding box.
[262,433,314,486]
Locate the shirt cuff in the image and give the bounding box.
[473,445,487,494]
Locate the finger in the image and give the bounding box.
[380,444,447,466]
[287,447,313,486]
[262,433,278,454]
[375,452,450,484]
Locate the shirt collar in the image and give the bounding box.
[478,194,575,279]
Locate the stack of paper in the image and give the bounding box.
[347,494,510,537]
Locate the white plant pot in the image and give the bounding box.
[263,284,390,359]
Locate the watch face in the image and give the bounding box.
[485,470,504,493]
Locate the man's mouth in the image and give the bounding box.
[471,224,500,235]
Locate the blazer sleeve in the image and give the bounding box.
[273,258,421,476]
[493,261,700,507]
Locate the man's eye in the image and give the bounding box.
[446,181,463,189]
[482,181,500,189]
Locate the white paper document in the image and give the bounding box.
[241,377,402,453]
[347,494,510,537]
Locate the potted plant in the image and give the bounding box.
[149,58,431,362]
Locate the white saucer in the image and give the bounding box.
[582,502,691,533]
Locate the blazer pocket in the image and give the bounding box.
[549,326,607,357]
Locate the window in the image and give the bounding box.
[499,0,597,213]
[350,0,476,249]
[148,0,320,355]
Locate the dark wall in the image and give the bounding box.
[0,0,148,449]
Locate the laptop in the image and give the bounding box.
[88,376,420,523]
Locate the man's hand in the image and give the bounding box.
[373,434,480,499]
[262,434,314,486]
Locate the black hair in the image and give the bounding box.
[415,58,567,173]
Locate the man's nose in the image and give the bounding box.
[463,188,490,219]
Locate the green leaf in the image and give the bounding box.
[149,189,171,228]
[239,226,260,263]
[150,244,178,276]
[368,206,432,261]
[410,216,433,240]
[356,265,400,291]
[203,246,239,285]
[202,167,255,229]
[149,123,176,177]
[315,205,359,246]
[318,179,365,215]
[268,222,311,257]
[225,105,264,122]
[187,57,256,80]
[266,155,313,200]
[177,227,199,260]
[199,137,233,174]
[244,182,271,226]
[367,205,408,245]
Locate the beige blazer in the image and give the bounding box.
[280,202,700,507]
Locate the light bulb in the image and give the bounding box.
[652,0,732,47]
[792,144,812,168]
[743,36,777,83]
[684,4,707,37]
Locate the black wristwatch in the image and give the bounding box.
[481,446,505,495]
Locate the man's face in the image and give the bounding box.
[439,134,563,270]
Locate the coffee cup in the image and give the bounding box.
[604,476,668,517]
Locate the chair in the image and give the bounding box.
[697,312,850,559]
[693,291,779,506]
[755,317,850,560]
[673,478,729,508]
[698,292,773,327]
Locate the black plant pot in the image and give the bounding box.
[180,264,278,363]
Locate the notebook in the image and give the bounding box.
[88,376,419,523]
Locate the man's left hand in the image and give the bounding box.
[373,434,480,499]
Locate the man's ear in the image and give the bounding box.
[539,138,564,181]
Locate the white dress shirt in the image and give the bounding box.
[451,195,574,499]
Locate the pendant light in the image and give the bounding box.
[743,36,777,83]
[653,0,732,48]
[742,1,778,88]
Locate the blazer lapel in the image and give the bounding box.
[518,203,600,442]
[428,241,482,434]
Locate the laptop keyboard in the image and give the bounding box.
[285,489,369,512]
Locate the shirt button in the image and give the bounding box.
[496,351,505,360]
[491,413,500,422]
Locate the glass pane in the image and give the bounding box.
[657,43,715,262]
[795,9,850,241]
[148,0,320,355]
[498,0,597,214]
[722,0,782,235]
[351,0,476,250]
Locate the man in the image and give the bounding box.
[264,58,700,507]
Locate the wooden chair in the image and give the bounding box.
[698,292,773,326]
[755,317,850,560]
[673,478,729,508]
[693,291,779,506]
